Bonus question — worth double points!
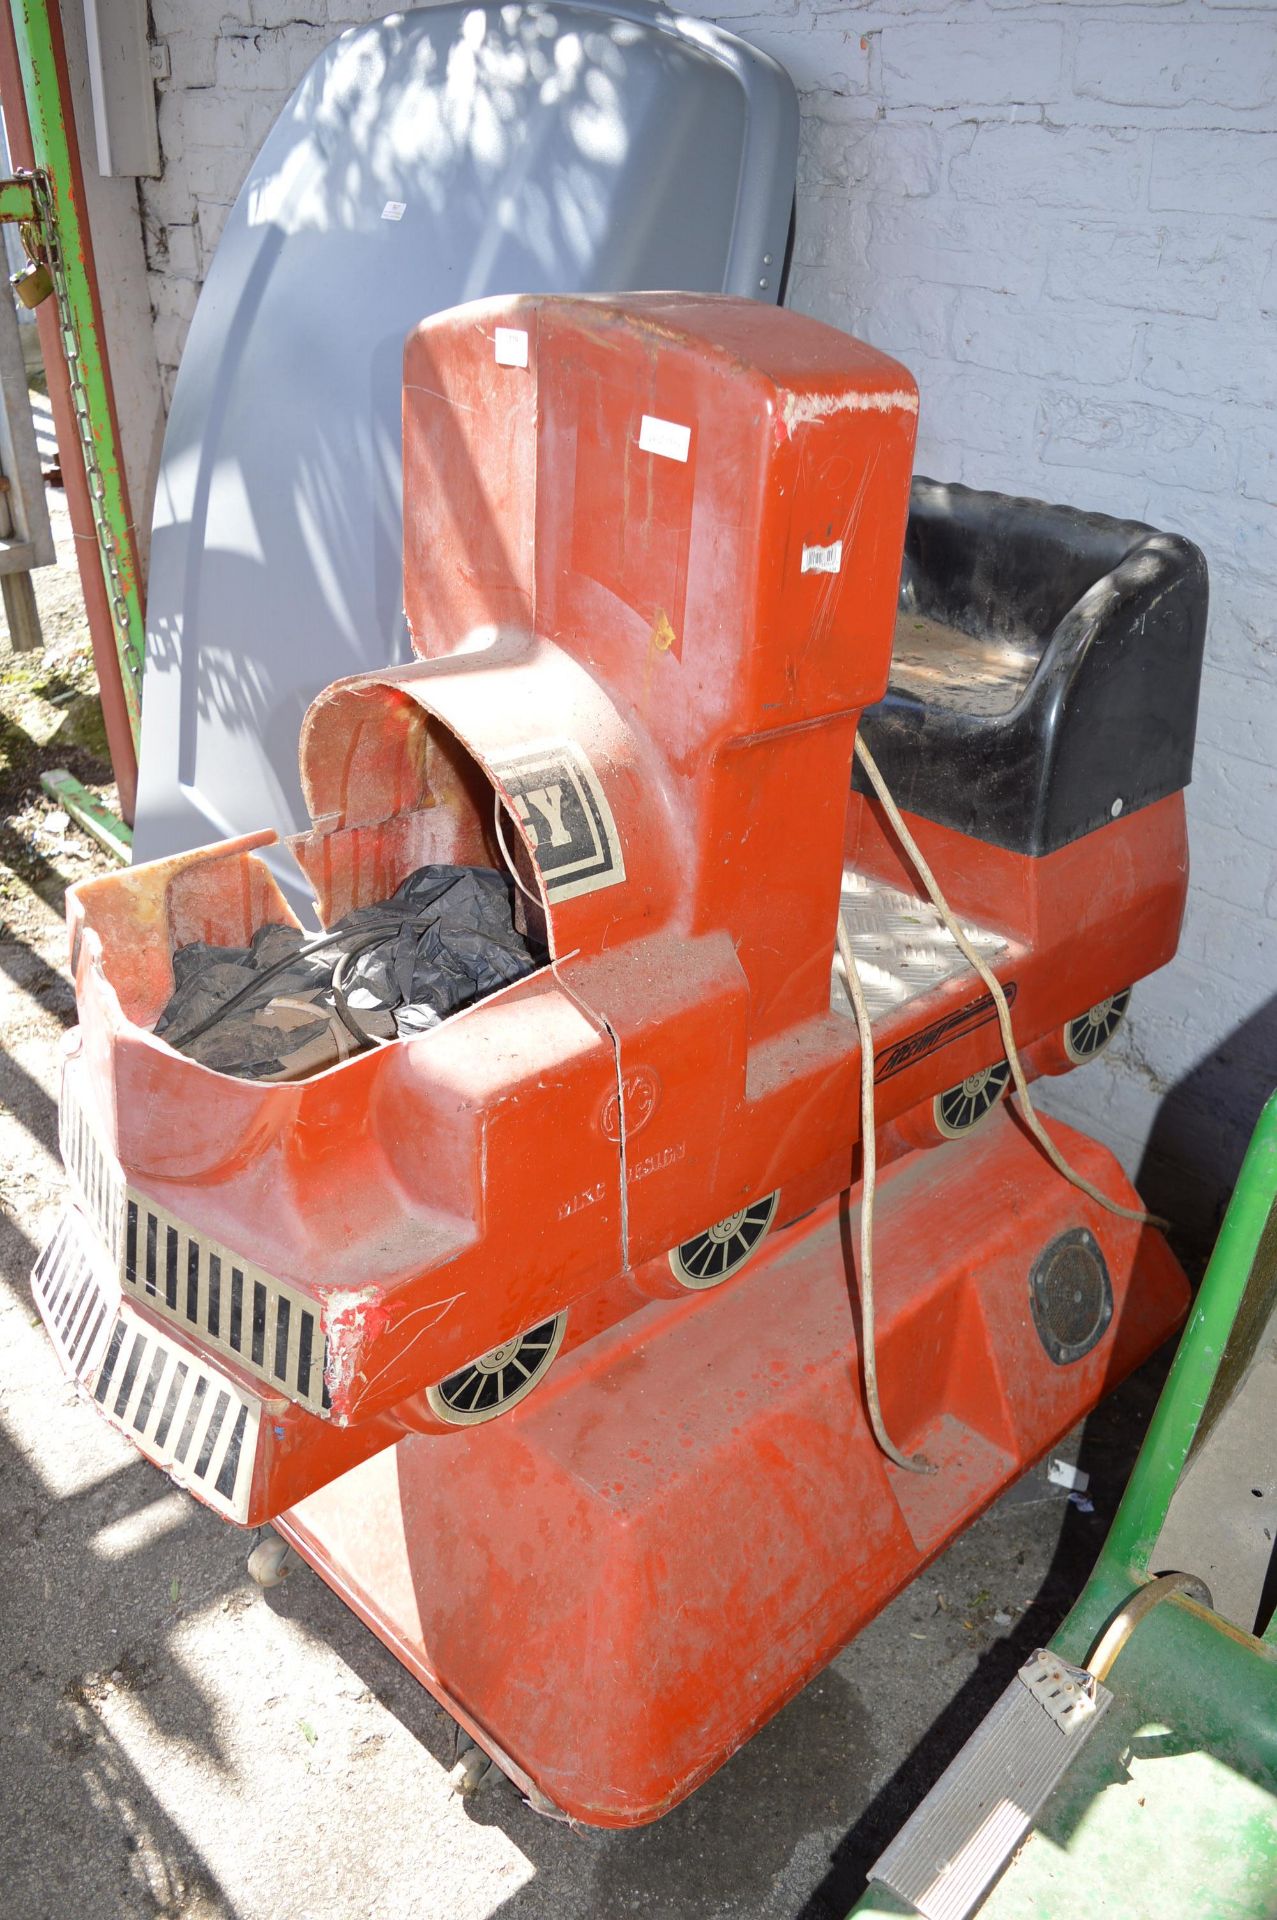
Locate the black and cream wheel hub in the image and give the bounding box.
[1064,989,1131,1065]
[668,1191,780,1289]
[933,1061,1011,1139]
[425,1313,566,1426]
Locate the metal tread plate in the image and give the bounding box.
[832,869,1009,1026]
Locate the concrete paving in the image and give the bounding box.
[0,843,1174,1920]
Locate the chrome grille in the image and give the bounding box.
[60,1070,330,1416]
[59,1071,124,1261]
[32,1206,114,1381]
[122,1195,330,1416]
[33,1206,261,1523]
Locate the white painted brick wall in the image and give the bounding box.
[138,0,1276,1254]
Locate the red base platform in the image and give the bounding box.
[278,1108,1187,1827]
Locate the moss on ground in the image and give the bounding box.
[1,598,115,932]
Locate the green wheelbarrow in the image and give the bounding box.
[854,1091,1277,1920]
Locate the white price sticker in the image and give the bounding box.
[801,540,843,575]
[494,327,529,368]
[381,200,407,221]
[638,414,692,463]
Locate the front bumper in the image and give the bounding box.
[32,1066,412,1528]
[58,1065,331,1416]
[33,1203,262,1522]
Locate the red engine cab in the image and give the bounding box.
[35,293,1205,1825]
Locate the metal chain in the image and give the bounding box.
[28,167,142,709]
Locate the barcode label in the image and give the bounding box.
[802,540,843,575]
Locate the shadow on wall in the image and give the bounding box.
[152,5,643,777]
[138,2,759,869]
[1137,992,1277,1271]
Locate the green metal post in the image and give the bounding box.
[1053,1089,1277,1664]
[7,0,146,747]
[40,766,132,860]
[0,174,36,221]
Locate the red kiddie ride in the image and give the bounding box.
[35,293,1207,1825]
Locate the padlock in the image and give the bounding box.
[11,259,53,309]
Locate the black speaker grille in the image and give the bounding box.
[1029,1228,1113,1366]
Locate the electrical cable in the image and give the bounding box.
[165,918,408,1050]
[493,792,544,907]
[853,731,1158,1229]
[1084,1571,1212,1683]
[838,729,1160,1476]
[331,931,404,1049]
[166,860,540,1063]
[835,911,933,1474]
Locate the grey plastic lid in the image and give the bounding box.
[133,1,797,895]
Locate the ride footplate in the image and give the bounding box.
[869,1653,1113,1920]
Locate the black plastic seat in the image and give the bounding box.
[858,478,1209,856]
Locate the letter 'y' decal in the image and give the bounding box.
[490,742,626,903]
[525,785,573,847]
